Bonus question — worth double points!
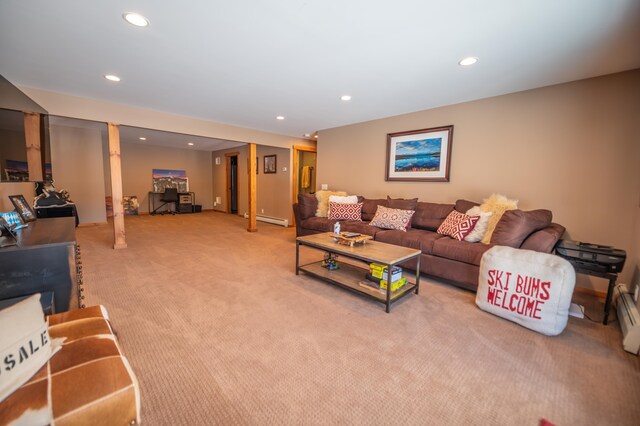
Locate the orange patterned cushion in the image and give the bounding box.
[437,210,480,241]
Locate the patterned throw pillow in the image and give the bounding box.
[437,210,480,241]
[328,202,363,221]
[369,205,415,231]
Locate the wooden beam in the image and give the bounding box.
[24,112,43,181]
[247,143,257,232]
[107,123,128,249]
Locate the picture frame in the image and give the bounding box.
[386,125,454,182]
[264,155,277,174]
[8,194,37,222]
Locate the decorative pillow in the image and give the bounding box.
[386,196,418,211]
[463,206,493,243]
[437,210,480,241]
[328,202,363,221]
[369,205,415,232]
[490,209,553,248]
[315,190,347,217]
[479,194,518,244]
[0,294,62,403]
[476,246,576,336]
[329,195,359,204]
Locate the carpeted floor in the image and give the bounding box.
[76,212,640,425]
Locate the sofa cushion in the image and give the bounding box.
[315,190,347,217]
[370,205,414,231]
[520,223,565,253]
[375,229,446,254]
[387,196,418,211]
[361,198,388,221]
[300,216,336,232]
[297,194,317,220]
[437,210,480,241]
[340,220,384,237]
[490,209,553,248]
[455,199,479,213]
[411,202,454,231]
[432,238,494,266]
[463,206,493,243]
[328,202,363,221]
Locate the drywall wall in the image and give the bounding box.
[20,87,314,150]
[49,125,107,224]
[317,70,640,292]
[211,145,292,223]
[0,182,34,211]
[117,142,214,213]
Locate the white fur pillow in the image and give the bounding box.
[328,195,358,204]
[315,190,347,217]
[464,206,493,243]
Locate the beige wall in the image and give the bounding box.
[49,125,107,224]
[118,142,214,213]
[0,182,34,211]
[317,70,640,292]
[211,145,293,222]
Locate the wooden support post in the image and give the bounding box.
[247,143,257,232]
[24,112,43,182]
[108,123,127,249]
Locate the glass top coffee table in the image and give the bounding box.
[295,232,421,313]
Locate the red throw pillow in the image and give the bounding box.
[437,210,479,241]
[328,202,363,221]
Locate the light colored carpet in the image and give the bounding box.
[76,212,640,425]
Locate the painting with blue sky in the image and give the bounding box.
[394,138,442,172]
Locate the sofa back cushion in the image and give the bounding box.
[411,202,454,231]
[387,196,418,211]
[490,209,553,248]
[455,199,479,213]
[297,194,318,220]
[361,198,388,221]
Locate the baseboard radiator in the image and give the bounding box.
[615,284,640,355]
[243,212,289,227]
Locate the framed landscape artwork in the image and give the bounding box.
[386,125,454,182]
[264,155,277,174]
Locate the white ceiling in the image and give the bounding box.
[1,1,639,138]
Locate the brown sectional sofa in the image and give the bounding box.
[293,195,565,291]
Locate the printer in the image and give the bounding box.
[555,240,626,274]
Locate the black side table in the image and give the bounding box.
[571,266,618,325]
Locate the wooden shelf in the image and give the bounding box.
[299,261,416,303]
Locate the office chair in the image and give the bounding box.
[151,188,179,215]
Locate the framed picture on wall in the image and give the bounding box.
[386,125,453,182]
[8,194,37,222]
[264,155,277,174]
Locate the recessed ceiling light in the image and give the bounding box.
[458,57,479,66]
[303,133,310,138]
[104,74,121,82]
[188,142,195,146]
[276,116,285,120]
[123,12,149,27]
[139,137,146,141]
[314,134,318,139]
[340,95,352,101]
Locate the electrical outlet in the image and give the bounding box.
[321,184,328,190]
[261,208,264,214]
[282,167,287,172]
[216,196,221,204]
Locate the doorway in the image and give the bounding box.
[292,145,317,204]
[226,153,239,214]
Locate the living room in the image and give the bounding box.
[1,1,639,425]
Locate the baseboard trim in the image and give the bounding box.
[78,222,108,227]
[574,286,607,300]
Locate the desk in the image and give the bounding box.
[0,217,78,312]
[148,191,195,214]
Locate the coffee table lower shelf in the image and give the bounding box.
[298,261,417,307]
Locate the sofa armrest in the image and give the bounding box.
[520,222,566,253]
[292,203,303,237]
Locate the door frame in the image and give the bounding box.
[292,145,317,206]
[225,152,239,214]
